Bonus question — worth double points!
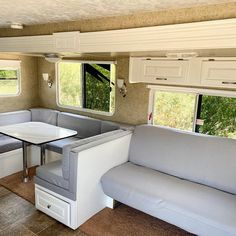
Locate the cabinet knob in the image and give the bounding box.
[47,205,51,209]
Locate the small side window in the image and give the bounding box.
[0,60,21,96]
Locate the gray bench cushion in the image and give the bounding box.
[30,108,59,125]
[58,112,101,139]
[101,162,236,236]
[46,137,80,154]
[101,121,119,133]
[129,125,236,195]
[0,136,22,154]
[0,110,31,126]
[36,160,69,190]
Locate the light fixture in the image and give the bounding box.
[117,79,127,97]
[44,54,62,63]
[10,22,24,30]
[42,73,53,88]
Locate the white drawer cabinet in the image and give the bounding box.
[201,60,236,88]
[35,188,70,226]
[129,57,189,85]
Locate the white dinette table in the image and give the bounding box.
[0,122,77,182]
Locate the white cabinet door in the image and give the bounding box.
[129,58,189,85]
[201,61,236,88]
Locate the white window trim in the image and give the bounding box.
[147,84,236,124]
[0,60,21,97]
[56,60,116,116]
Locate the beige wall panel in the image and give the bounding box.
[38,57,148,125]
[0,54,39,112]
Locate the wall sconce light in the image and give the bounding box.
[117,79,127,97]
[42,73,53,88]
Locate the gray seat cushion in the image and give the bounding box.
[129,125,236,195]
[58,112,101,139]
[46,137,81,154]
[101,162,236,236]
[0,135,22,154]
[36,160,69,190]
[30,108,59,125]
[0,110,31,126]
[101,121,119,133]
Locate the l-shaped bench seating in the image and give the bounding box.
[0,108,122,177]
[0,108,120,154]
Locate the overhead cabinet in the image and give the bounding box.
[129,57,236,90]
[200,60,236,88]
[129,58,189,85]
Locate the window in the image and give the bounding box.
[57,61,116,114]
[0,60,21,96]
[151,88,236,139]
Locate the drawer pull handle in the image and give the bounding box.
[222,81,236,85]
[47,205,51,209]
[156,78,167,81]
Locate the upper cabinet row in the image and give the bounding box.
[129,57,236,89]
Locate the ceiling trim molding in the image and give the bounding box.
[0,18,236,54]
[79,18,236,53]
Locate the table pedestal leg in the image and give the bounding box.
[40,144,46,165]
[22,142,30,182]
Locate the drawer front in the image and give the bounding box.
[35,188,70,226]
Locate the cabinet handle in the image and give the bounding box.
[47,204,51,209]
[156,78,167,81]
[222,81,236,85]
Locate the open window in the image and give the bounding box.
[0,60,21,96]
[149,86,236,139]
[57,61,116,115]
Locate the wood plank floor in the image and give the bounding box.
[0,169,194,236]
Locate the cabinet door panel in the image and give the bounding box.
[142,60,189,85]
[201,61,236,88]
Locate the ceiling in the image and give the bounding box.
[0,0,235,28]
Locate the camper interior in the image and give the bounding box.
[0,0,236,235]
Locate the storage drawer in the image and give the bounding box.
[35,188,70,226]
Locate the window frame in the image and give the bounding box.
[56,60,116,116]
[148,85,236,135]
[0,60,21,97]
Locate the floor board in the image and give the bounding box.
[0,169,193,236]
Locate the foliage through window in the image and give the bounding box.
[152,91,236,139]
[0,60,20,96]
[57,61,115,114]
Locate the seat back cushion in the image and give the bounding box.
[30,108,59,125]
[0,110,31,126]
[129,125,236,195]
[58,112,101,138]
[101,121,120,133]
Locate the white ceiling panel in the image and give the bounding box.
[0,0,235,27]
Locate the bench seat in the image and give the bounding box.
[0,135,22,154]
[46,137,81,154]
[36,160,69,190]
